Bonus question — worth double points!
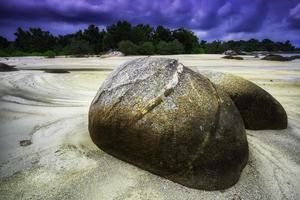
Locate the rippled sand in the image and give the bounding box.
[0,55,299,199]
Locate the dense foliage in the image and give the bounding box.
[0,21,296,56]
[203,39,296,54]
[44,50,56,58]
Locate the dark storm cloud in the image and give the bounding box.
[0,0,299,45]
[226,0,268,33]
[287,2,300,29]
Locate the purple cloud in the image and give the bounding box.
[0,0,299,46]
[288,3,300,29]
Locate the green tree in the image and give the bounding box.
[261,39,275,51]
[0,36,9,48]
[155,41,169,54]
[14,27,30,51]
[0,22,297,57]
[44,50,56,58]
[105,21,132,49]
[282,40,294,51]
[204,41,224,54]
[138,42,155,55]
[172,28,199,53]
[244,39,260,51]
[191,46,205,54]
[83,24,104,53]
[118,40,138,55]
[155,40,184,55]
[131,24,153,44]
[14,27,56,52]
[153,26,173,44]
[63,39,92,56]
[167,40,185,54]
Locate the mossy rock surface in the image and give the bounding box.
[201,71,288,130]
[89,57,248,190]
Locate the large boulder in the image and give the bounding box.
[201,71,287,130]
[261,54,291,61]
[89,57,248,190]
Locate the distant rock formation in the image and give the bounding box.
[101,50,124,58]
[289,55,300,60]
[261,54,291,61]
[222,55,244,60]
[44,69,70,73]
[261,54,300,61]
[0,63,19,72]
[19,140,32,147]
[201,71,288,130]
[89,57,248,190]
[224,50,237,56]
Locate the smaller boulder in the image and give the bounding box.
[222,55,244,60]
[289,55,300,60]
[237,51,249,55]
[0,63,19,72]
[201,71,287,130]
[20,140,32,147]
[44,69,70,74]
[224,50,237,56]
[101,51,124,58]
[261,54,291,61]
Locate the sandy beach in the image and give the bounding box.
[0,54,299,199]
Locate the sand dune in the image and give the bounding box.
[0,55,299,199]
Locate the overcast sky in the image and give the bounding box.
[0,0,299,46]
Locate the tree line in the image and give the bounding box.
[0,21,296,57]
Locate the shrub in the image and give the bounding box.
[155,41,169,55]
[44,50,56,58]
[138,42,155,55]
[167,39,184,54]
[192,46,205,54]
[57,51,67,56]
[63,39,92,56]
[30,52,44,56]
[10,51,27,57]
[118,40,138,55]
[155,40,185,55]
[0,50,9,57]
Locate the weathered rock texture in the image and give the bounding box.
[89,57,248,190]
[201,71,288,130]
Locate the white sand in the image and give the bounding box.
[0,55,299,199]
